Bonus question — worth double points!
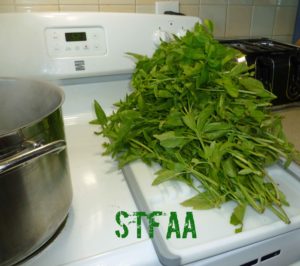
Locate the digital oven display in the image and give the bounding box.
[65,32,87,42]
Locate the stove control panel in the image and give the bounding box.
[0,13,200,78]
[45,27,107,58]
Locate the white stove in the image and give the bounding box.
[1,12,300,266]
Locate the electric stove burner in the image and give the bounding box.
[15,215,69,266]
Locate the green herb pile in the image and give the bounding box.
[92,21,298,233]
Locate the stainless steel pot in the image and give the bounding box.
[0,78,72,266]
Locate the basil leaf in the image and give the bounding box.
[94,100,107,126]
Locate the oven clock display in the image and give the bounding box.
[46,27,106,57]
[65,32,87,42]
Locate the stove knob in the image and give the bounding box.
[153,29,171,46]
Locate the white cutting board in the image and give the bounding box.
[123,160,300,265]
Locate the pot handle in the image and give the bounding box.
[0,140,66,175]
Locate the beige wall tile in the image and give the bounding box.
[180,4,199,16]
[199,4,226,37]
[1,0,298,43]
[60,5,99,11]
[136,0,156,4]
[0,0,13,4]
[272,35,293,43]
[276,0,298,6]
[100,0,135,4]
[253,0,276,5]
[0,5,14,11]
[136,4,155,13]
[16,0,58,4]
[59,0,98,4]
[228,0,253,4]
[100,4,135,12]
[251,6,275,37]
[223,35,250,39]
[200,0,227,4]
[226,5,252,37]
[180,0,199,4]
[15,5,59,11]
[273,6,297,35]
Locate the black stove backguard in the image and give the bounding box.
[219,38,300,106]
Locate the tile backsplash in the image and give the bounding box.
[0,0,298,43]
